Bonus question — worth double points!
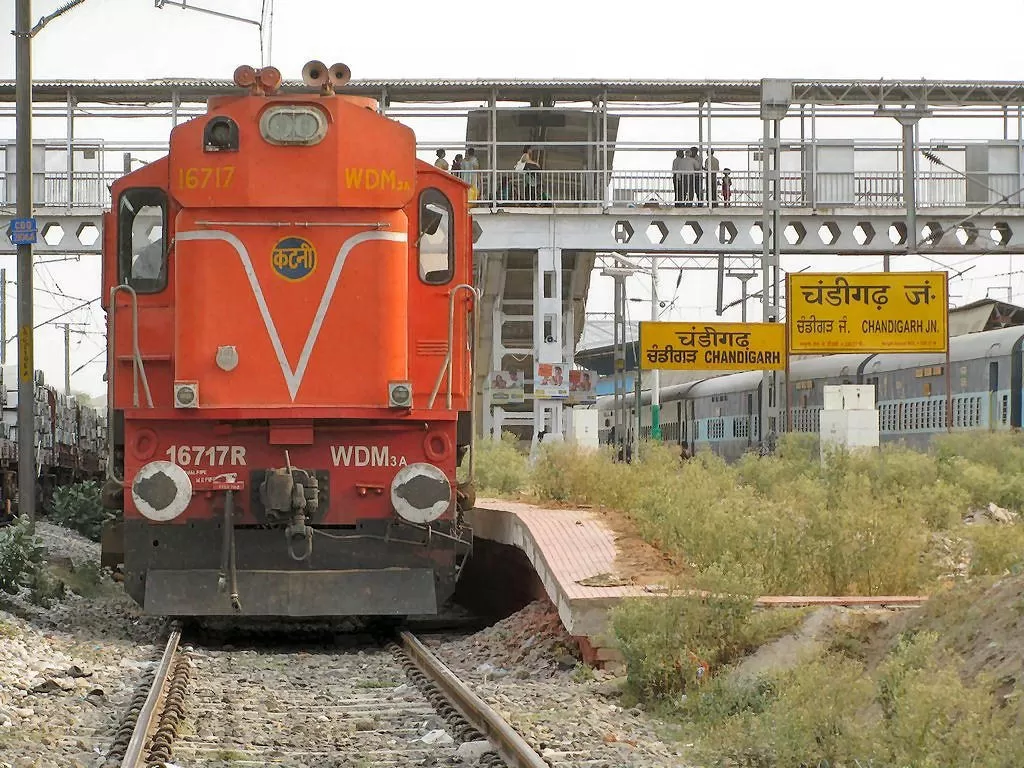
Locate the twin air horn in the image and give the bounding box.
[301,61,353,95]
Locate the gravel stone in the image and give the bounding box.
[424,600,694,767]
[455,739,493,763]
[420,728,454,745]
[170,642,476,767]
[0,522,164,768]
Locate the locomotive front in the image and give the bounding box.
[101,63,476,617]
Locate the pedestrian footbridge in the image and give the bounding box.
[3,76,1024,441]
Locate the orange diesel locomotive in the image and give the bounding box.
[101,62,477,617]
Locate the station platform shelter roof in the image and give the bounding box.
[948,298,1024,337]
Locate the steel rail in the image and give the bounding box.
[121,622,181,768]
[400,631,548,768]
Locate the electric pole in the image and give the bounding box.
[12,0,89,523]
[1,268,6,365]
[650,256,661,441]
[57,322,87,395]
[63,323,70,394]
[15,0,36,525]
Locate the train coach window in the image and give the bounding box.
[118,188,168,293]
[418,188,454,285]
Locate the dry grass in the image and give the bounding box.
[473,431,1024,597]
[474,432,1024,764]
[680,620,1024,767]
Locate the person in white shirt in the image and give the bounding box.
[692,146,704,202]
[705,149,721,206]
[434,149,449,171]
[683,148,699,206]
[515,146,540,201]
[671,149,686,207]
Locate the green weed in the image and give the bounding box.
[469,431,531,495]
[0,520,45,594]
[46,480,115,542]
[50,559,107,598]
[508,434,1024,596]
[483,431,1024,766]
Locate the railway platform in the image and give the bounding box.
[467,498,927,669]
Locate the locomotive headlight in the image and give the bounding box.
[391,463,451,524]
[132,460,193,522]
[259,106,328,146]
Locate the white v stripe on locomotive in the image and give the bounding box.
[176,229,408,400]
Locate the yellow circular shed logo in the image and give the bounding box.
[271,237,317,281]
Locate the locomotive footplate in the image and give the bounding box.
[124,517,469,617]
[145,567,437,617]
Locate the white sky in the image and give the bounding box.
[1,0,1023,396]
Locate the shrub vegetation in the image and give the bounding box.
[0,520,46,595]
[473,431,1024,764]
[473,431,1024,596]
[46,480,115,542]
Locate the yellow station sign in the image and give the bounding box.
[639,321,786,371]
[787,272,948,354]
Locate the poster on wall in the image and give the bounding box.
[534,362,568,400]
[568,370,597,404]
[489,371,525,404]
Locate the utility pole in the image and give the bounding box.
[15,0,36,525]
[12,0,88,523]
[650,255,661,441]
[56,322,87,395]
[603,267,633,461]
[759,79,792,450]
[1,268,6,365]
[62,323,70,394]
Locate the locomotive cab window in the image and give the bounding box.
[418,188,454,284]
[118,188,168,293]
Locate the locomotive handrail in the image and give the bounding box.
[106,284,154,484]
[427,283,481,481]
[467,286,482,483]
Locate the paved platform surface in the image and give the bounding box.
[466,499,642,664]
[467,498,926,667]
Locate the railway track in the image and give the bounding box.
[104,621,548,768]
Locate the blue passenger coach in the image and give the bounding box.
[596,326,1024,460]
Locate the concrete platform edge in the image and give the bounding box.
[466,504,622,666]
[467,502,929,670]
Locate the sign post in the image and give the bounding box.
[786,272,949,354]
[787,271,951,431]
[640,320,787,452]
[15,0,36,525]
[640,321,787,372]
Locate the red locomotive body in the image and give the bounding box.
[101,63,477,616]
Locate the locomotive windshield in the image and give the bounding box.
[118,187,168,293]
[418,188,453,285]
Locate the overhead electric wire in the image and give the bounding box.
[4,284,92,303]
[266,0,274,64]
[71,348,104,376]
[3,297,100,345]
